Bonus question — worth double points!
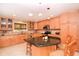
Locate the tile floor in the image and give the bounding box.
[0,43,26,56]
[0,43,79,56]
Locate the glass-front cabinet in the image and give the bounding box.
[0,17,13,31]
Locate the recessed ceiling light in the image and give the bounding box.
[13,14,16,17]
[47,17,50,19]
[28,13,33,16]
[50,15,53,17]
[38,13,42,16]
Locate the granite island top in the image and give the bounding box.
[24,36,61,47]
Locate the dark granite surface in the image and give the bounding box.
[24,36,61,47]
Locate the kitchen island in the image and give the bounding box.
[24,34,60,56]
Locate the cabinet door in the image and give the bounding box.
[60,12,79,50]
[69,13,79,51]
[53,17,60,29]
[34,22,38,29]
[31,45,56,56]
[60,14,69,44]
[0,17,1,30]
[60,23,69,44]
[50,18,55,29]
[0,37,11,47]
[76,24,79,50]
[37,20,49,29]
[74,14,79,51]
[10,36,16,45]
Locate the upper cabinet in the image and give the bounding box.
[34,17,60,30]
[8,18,13,30]
[35,20,49,29]
[0,16,14,31]
[50,16,60,29]
[60,11,79,50]
[26,21,34,30]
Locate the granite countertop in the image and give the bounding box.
[24,36,61,47]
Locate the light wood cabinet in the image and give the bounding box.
[36,20,49,29]
[34,17,60,30]
[60,11,79,50]
[0,35,26,48]
[0,16,14,31]
[31,45,56,56]
[0,37,10,47]
[26,21,34,30]
[60,13,69,44]
[50,17,60,29]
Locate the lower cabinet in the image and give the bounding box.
[0,38,10,47]
[0,35,26,48]
[31,45,56,56]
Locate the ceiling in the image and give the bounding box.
[0,2,79,22]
